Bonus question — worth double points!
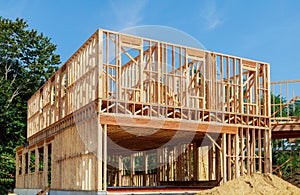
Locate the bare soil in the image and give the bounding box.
[198,173,300,195]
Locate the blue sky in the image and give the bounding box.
[0,0,299,82]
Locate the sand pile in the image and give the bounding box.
[199,173,300,195]
[286,168,300,188]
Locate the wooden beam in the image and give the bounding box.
[270,79,300,84]
[100,114,238,134]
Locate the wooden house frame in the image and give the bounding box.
[15,29,271,194]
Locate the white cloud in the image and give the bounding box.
[109,0,148,30]
[200,0,222,30]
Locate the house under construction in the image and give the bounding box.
[14,29,272,194]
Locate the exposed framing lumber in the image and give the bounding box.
[17,28,272,192]
[270,80,300,139]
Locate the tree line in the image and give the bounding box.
[0,17,60,193]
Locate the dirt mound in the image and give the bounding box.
[286,168,300,188]
[199,173,300,195]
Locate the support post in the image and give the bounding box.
[103,124,107,190]
[235,133,240,178]
[222,134,227,183]
[258,129,262,172]
[227,134,232,180]
[216,138,221,182]
[143,152,147,186]
[118,156,123,186]
[97,123,103,191]
[193,142,198,181]
[208,145,214,180]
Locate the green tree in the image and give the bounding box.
[0,17,60,193]
[271,93,300,179]
[289,100,300,116]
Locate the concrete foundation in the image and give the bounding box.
[14,188,42,195]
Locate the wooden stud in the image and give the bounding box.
[216,138,222,182]
[97,123,103,191]
[258,129,262,172]
[103,124,107,190]
[222,134,227,183]
[246,128,250,175]
[235,133,240,178]
[227,134,232,180]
